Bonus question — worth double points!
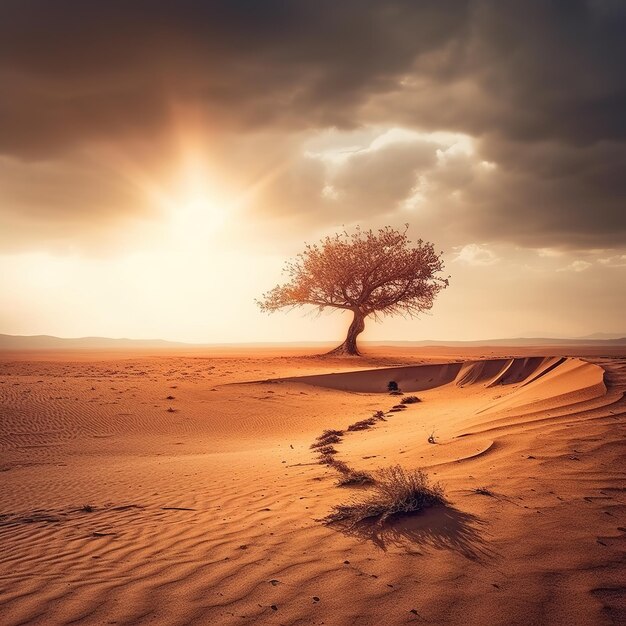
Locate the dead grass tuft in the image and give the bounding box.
[347,417,378,431]
[316,444,337,456]
[319,429,344,439]
[400,395,421,404]
[327,458,351,473]
[317,444,340,465]
[336,469,375,486]
[311,435,341,448]
[310,430,343,448]
[323,465,445,525]
[317,453,335,465]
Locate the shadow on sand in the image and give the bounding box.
[329,504,493,560]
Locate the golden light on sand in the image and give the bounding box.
[1,347,625,625]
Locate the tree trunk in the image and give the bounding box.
[327,309,366,356]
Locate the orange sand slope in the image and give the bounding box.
[0,349,624,625]
[283,355,603,395]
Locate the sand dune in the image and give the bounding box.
[280,355,587,391]
[0,349,624,625]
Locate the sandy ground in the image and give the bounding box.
[0,346,624,625]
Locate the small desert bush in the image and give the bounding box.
[317,444,339,465]
[323,465,445,525]
[327,458,351,474]
[324,457,374,487]
[319,429,344,439]
[387,381,399,392]
[473,487,495,497]
[316,444,337,457]
[400,395,421,404]
[347,417,378,431]
[373,410,386,420]
[318,453,335,465]
[389,390,404,396]
[336,469,374,486]
[311,433,342,448]
[317,446,337,454]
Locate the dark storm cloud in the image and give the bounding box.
[0,0,625,250]
[0,0,468,156]
[467,138,626,247]
[371,0,626,146]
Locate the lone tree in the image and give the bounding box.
[257,226,449,356]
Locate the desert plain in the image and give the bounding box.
[0,345,624,625]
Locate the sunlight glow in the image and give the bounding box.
[169,146,230,245]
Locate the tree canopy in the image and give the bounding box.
[257,226,449,355]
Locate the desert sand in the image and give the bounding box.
[0,346,624,625]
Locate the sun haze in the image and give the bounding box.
[0,2,624,344]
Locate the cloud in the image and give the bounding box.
[598,254,626,267]
[453,243,499,266]
[0,1,624,253]
[0,152,159,253]
[558,260,593,272]
[0,1,468,157]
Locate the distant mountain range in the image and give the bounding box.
[366,336,626,347]
[577,332,626,340]
[0,333,625,350]
[0,334,189,350]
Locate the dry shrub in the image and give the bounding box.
[317,444,339,465]
[311,434,342,448]
[311,429,344,448]
[327,458,351,474]
[347,417,378,431]
[336,470,374,486]
[319,429,344,439]
[318,453,335,465]
[316,444,337,456]
[400,395,421,404]
[325,457,374,486]
[323,465,445,525]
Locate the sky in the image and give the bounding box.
[0,0,625,344]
